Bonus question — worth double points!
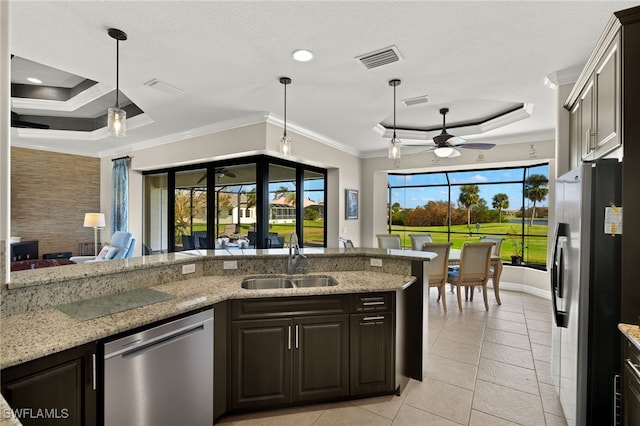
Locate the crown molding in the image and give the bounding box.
[372,103,534,141]
[11,82,113,112]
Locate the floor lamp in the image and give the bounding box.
[84,213,106,256]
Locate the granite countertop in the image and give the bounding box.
[0,270,415,369]
[619,323,640,351]
[7,247,435,290]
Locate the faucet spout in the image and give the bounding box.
[287,232,306,274]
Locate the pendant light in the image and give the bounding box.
[279,77,292,156]
[388,79,401,160]
[107,28,128,137]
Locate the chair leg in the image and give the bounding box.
[465,285,469,301]
[436,286,441,302]
[469,285,474,301]
[440,284,447,313]
[482,284,489,311]
[456,283,463,311]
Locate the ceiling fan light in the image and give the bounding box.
[434,146,455,158]
[107,107,126,137]
[388,137,401,160]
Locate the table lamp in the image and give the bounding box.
[84,213,106,256]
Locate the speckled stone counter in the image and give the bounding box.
[0,393,22,426]
[1,270,415,369]
[619,323,640,351]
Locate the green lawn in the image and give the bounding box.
[391,221,548,265]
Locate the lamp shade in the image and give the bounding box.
[84,213,106,228]
[433,146,455,158]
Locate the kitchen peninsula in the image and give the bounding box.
[1,248,434,425]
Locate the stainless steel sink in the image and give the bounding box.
[240,275,338,289]
[292,275,338,288]
[241,277,294,289]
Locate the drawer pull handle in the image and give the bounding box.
[363,316,385,321]
[626,358,640,379]
[363,301,385,306]
[288,325,291,350]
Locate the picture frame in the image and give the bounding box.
[345,189,359,220]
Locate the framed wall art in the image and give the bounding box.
[345,189,359,220]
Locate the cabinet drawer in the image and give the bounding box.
[351,292,393,312]
[627,340,640,370]
[232,295,349,320]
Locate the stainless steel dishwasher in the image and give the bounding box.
[103,309,214,426]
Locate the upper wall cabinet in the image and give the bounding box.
[567,33,621,164]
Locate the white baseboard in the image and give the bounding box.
[487,281,551,300]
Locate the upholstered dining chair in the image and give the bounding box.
[409,233,432,250]
[474,236,504,294]
[376,234,402,249]
[446,242,494,311]
[182,235,196,250]
[422,242,452,313]
[339,237,354,248]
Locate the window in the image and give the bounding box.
[143,155,327,252]
[388,163,549,268]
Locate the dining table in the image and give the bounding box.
[447,248,503,305]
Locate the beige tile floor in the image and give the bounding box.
[218,288,567,425]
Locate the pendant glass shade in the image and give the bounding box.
[280,134,292,156]
[108,107,126,137]
[389,137,401,160]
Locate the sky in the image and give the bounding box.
[388,164,549,210]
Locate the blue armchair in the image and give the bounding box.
[71,231,136,263]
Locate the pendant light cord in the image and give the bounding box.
[393,83,397,139]
[283,82,287,137]
[115,39,120,108]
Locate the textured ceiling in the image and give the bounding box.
[9,1,639,158]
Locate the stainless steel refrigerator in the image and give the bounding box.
[551,159,622,426]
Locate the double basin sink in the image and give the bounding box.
[241,275,337,290]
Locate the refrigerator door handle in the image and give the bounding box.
[551,222,568,327]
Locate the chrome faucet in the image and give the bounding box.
[287,232,307,274]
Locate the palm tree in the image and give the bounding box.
[458,184,480,231]
[492,193,509,223]
[525,174,549,226]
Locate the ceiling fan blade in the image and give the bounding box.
[225,170,237,178]
[196,173,207,184]
[456,143,496,150]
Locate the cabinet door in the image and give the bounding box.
[579,79,595,161]
[350,312,394,395]
[594,35,621,156]
[1,344,96,426]
[568,104,581,170]
[231,318,292,409]
[293,315,349,402]
[623,362,640,426]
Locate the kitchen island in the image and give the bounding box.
[1,248,434,425]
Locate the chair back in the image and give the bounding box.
[480,236,504,256]
[422,242,452,283]
[458,242,494,282]
[377,234,402,249]
[339,237,354,248]
[409,234,432,250]
[182,235,195,250]
[109,231,136,259]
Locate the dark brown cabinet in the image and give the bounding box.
[0,343,97,426]
[623,337,640,426]
[350,311,394,395]
[230,296,350,410]
[10,240,38,261]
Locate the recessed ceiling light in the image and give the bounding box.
[27,77,42,84]
[292,49,313,62]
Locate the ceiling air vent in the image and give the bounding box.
[355,45,402,69]
[402,95,430,107]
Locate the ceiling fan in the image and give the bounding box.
[408,108,496,158]
[196,167,237,184]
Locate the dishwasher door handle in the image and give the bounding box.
[120,324,206,359]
